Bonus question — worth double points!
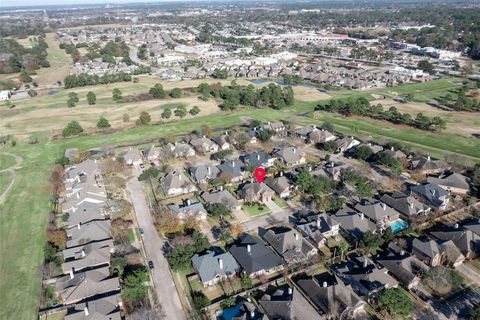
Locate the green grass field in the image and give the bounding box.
[0,154,16,170]
[0,171,12,195]
[0,77,479,319]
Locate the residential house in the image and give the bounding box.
[260,227,317,264]
[296,213,340,248]
[333,205,377,240]
[295,125,318,140]
[243,151,275,168]
[411,238,444,267]
[168,199,207,220]
[119,148,142,166]
[322,161,350,181]
[353,200,401,230]
[225,300,266,320]
[378,147,407,161]
[375,250,429,289]
[332,256,399,298]
[356,143,384,155]
[64,202,106,228]
[64,294,121,320]
[409,155,451,175]
[380,191,430,219]
[410,183,449,210]
[336,137,360,153]
[430,226,480,260]
[201,189,241,211]
[159,170,197,196]
[258,286,324,320]
[189,165,220,184]
[262,121,287,137]
[426,172,470,195]
[66,220,112,248]
[65,159,101,185]
[274,147,306,166]
[229,234,283,277]
[237,182,275,204]
[265,173,292,198]
[62,239,113,274]
[190,137,219,153]
[308,129,336,144]
[191,249,240,287]
[62,183,107,212]
[217,159,246,183]
[143,145,161,162]
[55,266,120,305]
[167,142,196,158]
[213,134,231,150]
[296,273,366,319]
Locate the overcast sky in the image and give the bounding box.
[1,0,188,8]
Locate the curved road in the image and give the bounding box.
[127,168,185,320]
[0,152,23,204]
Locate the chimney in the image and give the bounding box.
[77,223,81,230]
[454,223,459,229]
[250,311,255,318]
[330,162,334,167]
[225,131,228,136]
[84,307,89,316]
[219,185,223,191]
[70,268,74,279]
[186,199,191,206]
[364,258,368,268]
[400,250,405,256]
[218,258,223,270]
[391,146,394,151]
[232,161,235,168]
[322,281,327,288]
[317,219,321,228]
[94,159,97,164]
[427,155,431,161]
[247,244,251,253]
[294,233,299,240]
[293,148,296,154]
[72,207,76,213]
[410,202,414,209]
[308,166,312,172]
[280,171,283,177]
[257,154,260,161]
[381,203,387,210]
[313,125,316,129]
[178,173,182,180]
[288,287,293,295]
[81,250,86,258]
[203,135,206,138]
[361,213,364,220]
[207,167,211,174]
[76,192,80,199]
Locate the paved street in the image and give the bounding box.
[457,263,480,285]
[127,169,185,320]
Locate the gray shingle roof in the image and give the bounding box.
[380,191,429,217]
[189,165,220,182]
[201,190,240,210]
[426,173,470,191]
[274,147,303,164]
[66,220,112,248]
[333,205,377,239]
[410,183,448,207]
[229,234,283,275]
[217,159,245,178]
[64,294,121,320]
[261,227,316,263]
[242,151,272,168]
[191,249,239,283]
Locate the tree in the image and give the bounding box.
[321,122,334,132]
[97,116,111,129]
[189,105,200,115]
[138,167,160,181]
[337,238,350,259]
[174,105,187,118]
[112,88,123,102]
[220,296,236,309]
[19,69,32,83]
[67,98,76,108]
[230,224,244,239]
[354,145,374,161]
[130,305,164,320]
[257,129,274,142]
[472,164,480,197]
[170,88,182,98]
[418,60,435,75]
[357,181,374,199]
[161,108,172,119]
[136,111,151,126]
[191,291,210,311]
[206,203,231,217]
[149,84,166,98]
[322,140,338,152]
[466,306,480,320]
[378,288,413,318]
[86,91,96,105]
[62,121,83,137]
[240,272,253,289]
[213,68,228,79]
[122,269,150,308]
[197,83,211,100]
[404,93,415,102]
[360,231,383,254]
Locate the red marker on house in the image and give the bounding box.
[254,167,266,183]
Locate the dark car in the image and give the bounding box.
[139,228,144,237]
[148,260,154,269]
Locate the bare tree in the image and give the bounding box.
[130,304,165,320]
[49,164,65,213]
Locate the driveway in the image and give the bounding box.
[127,168,185,320]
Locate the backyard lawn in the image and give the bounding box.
[0,153,16,170]
[272,197,288,209]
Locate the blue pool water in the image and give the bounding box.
[219,304,242,320]
[390,219,409,233]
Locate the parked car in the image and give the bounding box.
[148,260,154,269]
[139,228,144,237]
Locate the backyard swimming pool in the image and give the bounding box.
[390,219,410,233]
[218,304,242,320]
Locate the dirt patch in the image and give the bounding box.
[292,86,331,101]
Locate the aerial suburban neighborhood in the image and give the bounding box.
[1,1,480,320]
